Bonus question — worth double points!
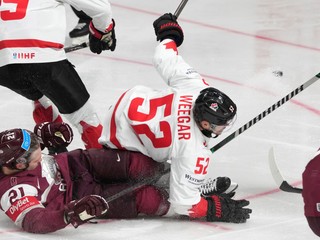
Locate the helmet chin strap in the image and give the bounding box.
[201,129,218,138]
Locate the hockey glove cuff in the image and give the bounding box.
[153,13,184,47]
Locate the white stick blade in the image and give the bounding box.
[268,147,285,187]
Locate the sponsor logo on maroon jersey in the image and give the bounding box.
[6,196,41,222]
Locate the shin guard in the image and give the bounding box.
[79,121,103,149]
[63,100,102,149]
[99,185,169,219]
[136,186,170,216]
[33,98,63,124]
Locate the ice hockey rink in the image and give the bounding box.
[1,0,320,239]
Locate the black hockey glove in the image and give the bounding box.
[206,195,252,223]
[65,195,109,228]
[153,13,184,47]
[189,194,252,223]
[89,19,116,54]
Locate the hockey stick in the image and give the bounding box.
[210,72,320,153]
[268,147,302,193]
[64,0,189,53]
[174,0,189,17]
[106,168,170,203]
[65,42,89,53]
[79,167,170,220]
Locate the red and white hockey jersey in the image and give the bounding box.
[99,39,214,215]
[0,0,112,67]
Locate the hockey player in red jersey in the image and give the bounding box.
[302,149,320,237]
[99,13,252,222]
[0,0,117,149]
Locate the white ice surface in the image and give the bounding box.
[1,0,320,239]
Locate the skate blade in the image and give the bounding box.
[226,182,238,194]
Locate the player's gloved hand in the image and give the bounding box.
[89,19,116,54]
[189,194,252,223]
[65,195,109,228]
[34,122,73,148]
[153,13,184,47]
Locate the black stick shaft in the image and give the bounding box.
[106,168,170,202]
[210,73,320,153]
[64,42,88,53]
[174,0,189,17]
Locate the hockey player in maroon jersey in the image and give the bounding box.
[302,149,320,237]
[0,121,251,233]
[0,122,169,233]
[0,0,117,150]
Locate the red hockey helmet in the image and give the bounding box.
[0,128,39,168]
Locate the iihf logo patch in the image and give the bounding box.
[12,52,35,59]
[210,103,218,111]
[317,203,320,212]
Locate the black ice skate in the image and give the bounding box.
[69,20,90,46]
[199,177,238,197]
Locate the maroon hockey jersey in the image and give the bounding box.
[0,148,163,233]
[0,154,73,232]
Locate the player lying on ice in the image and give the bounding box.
[0,121,251,233]
[99,13,252,221]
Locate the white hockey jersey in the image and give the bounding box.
[0,0,112,67]
[99,39,214,215]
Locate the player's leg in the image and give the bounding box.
[63,100,103,149]
[30,60,103,149]
[0,64,47,120]
[94,152,170,217]
[0,64,43,101]
[99,184,170,218]
[33,96,63,124]
[0,64,63,125]
[66,149,170,218]
[69,6,92,46]
[67,148,164,182]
